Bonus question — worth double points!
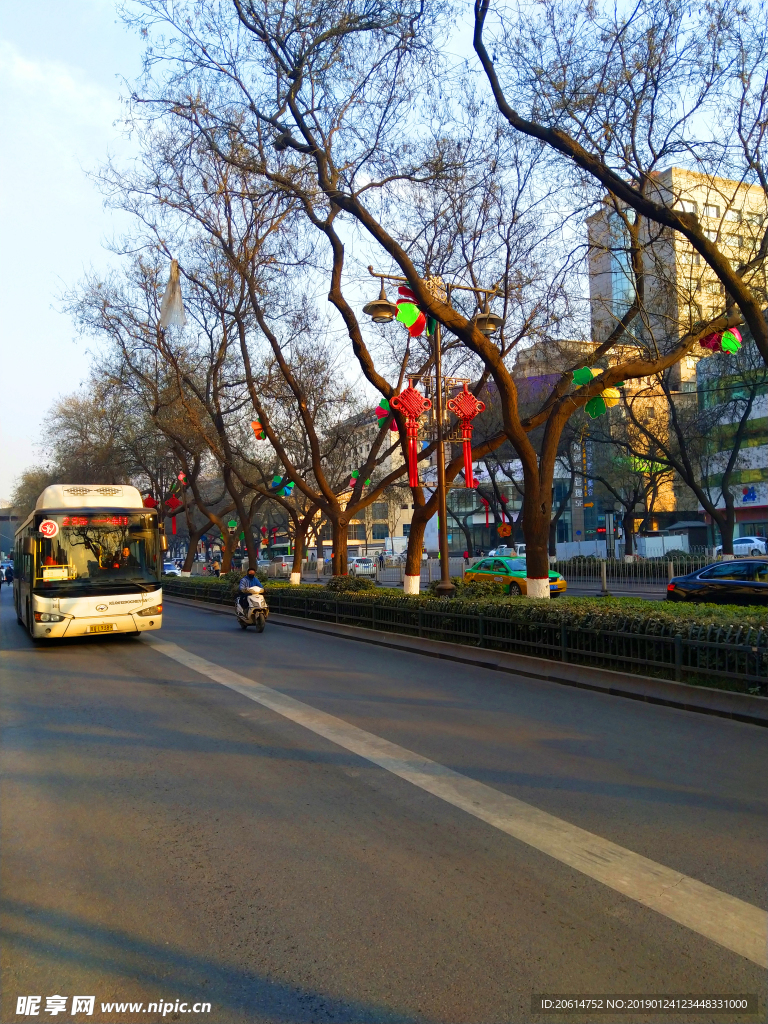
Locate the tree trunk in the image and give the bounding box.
[182,518,213,572]
[622,508,635,560]
[290,518,307,584]
[316,521,325,566]
[522,482,551,599]
[331,518,348,576]
[404,508,429,595]
[715,508,735,559]
[224,468,259,569]
[220,531,238,573]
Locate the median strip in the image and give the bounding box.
[143,634,767,969]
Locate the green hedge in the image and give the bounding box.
[163,576,767,643]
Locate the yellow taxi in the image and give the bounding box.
[465,556,567,597]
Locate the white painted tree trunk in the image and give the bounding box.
[526,577,550,599]
[403,574,420,595]
[721,553,734,561]
[290,571,301,585]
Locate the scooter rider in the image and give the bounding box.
[238,567,262,613]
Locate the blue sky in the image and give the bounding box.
[0,0,145,501]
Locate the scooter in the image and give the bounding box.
[235,585,269,632]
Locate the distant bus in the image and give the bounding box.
[14,484,165,640]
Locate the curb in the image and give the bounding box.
[163,595,768,728]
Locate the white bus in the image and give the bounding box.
[14,484,165,640]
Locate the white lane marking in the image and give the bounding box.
[143,635,767,967]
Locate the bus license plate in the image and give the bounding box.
[89,623,116,633]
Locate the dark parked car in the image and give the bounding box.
[667,558,768,604]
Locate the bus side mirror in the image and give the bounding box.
[23,537,35,555]
[160,535,168,552]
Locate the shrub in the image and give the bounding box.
[324,575,378,592]
[427,576,509,598]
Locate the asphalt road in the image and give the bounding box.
[1,585,766,1024]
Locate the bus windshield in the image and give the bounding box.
[34,513,161,591]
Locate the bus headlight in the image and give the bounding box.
[34,612,65,622]
[137,604,163,616]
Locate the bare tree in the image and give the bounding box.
[473,0,768,365]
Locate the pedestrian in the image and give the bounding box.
[212,559,221,577]
[463,549,469,564]
[378,551,385,570]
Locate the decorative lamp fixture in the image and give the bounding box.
[362,281,399,323]
[395,286,427,338]
[270,474,294,498]
[572,366,625,419]
[391,382,432,487]
[349,469,371,488]
[375,397,398,432]
[473,296,503,337]
[446,383,486,488]
[700,327,742,354]
[251,419,266,440]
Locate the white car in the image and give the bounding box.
[348,556,376,576]
[715,536,767,556]
[487,544,526,557]
[162,561,181,576]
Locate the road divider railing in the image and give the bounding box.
[161,579,767,695]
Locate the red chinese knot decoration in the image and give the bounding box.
[446,383,485,488]
[391,383,432,487]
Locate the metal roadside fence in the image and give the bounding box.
[162,580,766,693]
[555,556,712,589]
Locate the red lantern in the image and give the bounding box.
[391,382,432,488]
[165,494,183,512]
[447,383,485,488]
[480,496,490,527]
[143,494,158,509]
[444,385,487,487]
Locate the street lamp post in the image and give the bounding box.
[363,269,502,597]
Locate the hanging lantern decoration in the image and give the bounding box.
[572,366,625,419]
[349,469,371,488]
[260,526,268,547]
[479,496,490,527]
[391,382,432,487]
[159,259,188,329]
[143,494,158,509]
[165,494,183,513]
[446,383,486,489]
[177,471,188,487]
[699,327,742,354]
[270,475,294,498]
[499,493,508,522]
[396,286,427,338]
[171,517,177,535]
[251,419,267,440]
[375,397,398,432]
